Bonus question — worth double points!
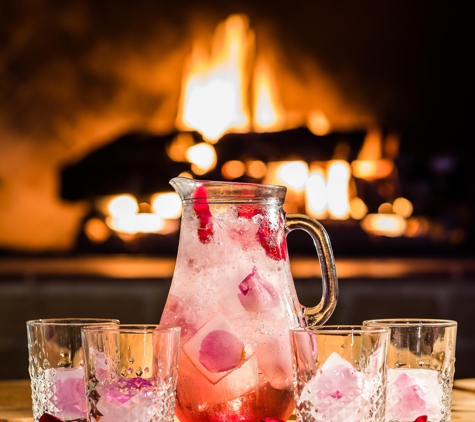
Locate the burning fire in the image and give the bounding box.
[176,14,288,141]
[92,14,417,241]
[176,14,253,142]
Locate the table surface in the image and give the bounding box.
[1,378,474,421]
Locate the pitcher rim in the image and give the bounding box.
[170,176,287,204]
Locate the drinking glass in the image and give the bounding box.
[26,318,119,422]
[81,324,181,422]
[289,325,390,422]
[363,318,457,422]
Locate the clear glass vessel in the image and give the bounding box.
[160,177,339,422]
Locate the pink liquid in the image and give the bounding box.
[174,351,294,422]
[161,196,302,422]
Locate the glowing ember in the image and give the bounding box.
[351,127,394,180]
[360,213,407,237]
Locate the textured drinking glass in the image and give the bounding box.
[363,318,457,422]
[290,325,390,422]
[26,318,120,422]
[81,324,181,422]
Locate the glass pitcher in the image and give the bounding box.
[160,177,338,422]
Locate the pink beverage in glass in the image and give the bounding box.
[43,367,88,421]
[82,325,181,422]
[161,178,339,422]
[93,377,175,422]
[26,318,120,422]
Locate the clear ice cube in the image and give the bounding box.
[386,368,443,421]
[182,314,253,384]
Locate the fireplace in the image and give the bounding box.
[0,2,473,256]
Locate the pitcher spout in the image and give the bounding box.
[170,177,204,202]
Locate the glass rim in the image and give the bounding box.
[81,324,181,333]
[290,325,390,335]
[26,318,120,327]
[362,318,457,327]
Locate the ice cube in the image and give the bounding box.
[297,352,370,422]
[255,334,293,390]
[386,368,443,421]
[97,377,167,422]
[182,314,253,384]
[45,367,87,420]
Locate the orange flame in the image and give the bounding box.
[253,59,284,132]
[351,127,394,180]
[176,15,253,142]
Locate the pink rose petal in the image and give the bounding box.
[193,185,213,244]
[199,329,245,372]
[237,205,287,261]
[238,266,278,312]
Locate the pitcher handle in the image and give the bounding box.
[286,213,338,326]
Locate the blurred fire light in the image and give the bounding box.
[84,218,110,243]
[246,160,267,179]
[108,194,138,218]
[305,169,327,219]
[349,197,368,220]
[361,213,407,237]
[326,161,351,219]
[306,161,351,220]
[222,160,246,179]
[106,213,164,234]
[307,110,331,136]
[277,161,309,190]
[185,142,217,174]
[351,127,394,180]
[100,192,182,236]
[253,59,284,132]
[151,192,182,219]
[393,197,413,218]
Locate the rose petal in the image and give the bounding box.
[199,329,245,372]
[237,205,287,261]
[414,417,428,422]
[257,219,287,261]
[261,418,286,422]
[39,414,63,422]
[238,266,278,312]
[193,185,213,243]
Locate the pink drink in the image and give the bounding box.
[91,377,176,422]
[44,367,87,421]
[161,186,301,422]
[386,368,443,421]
